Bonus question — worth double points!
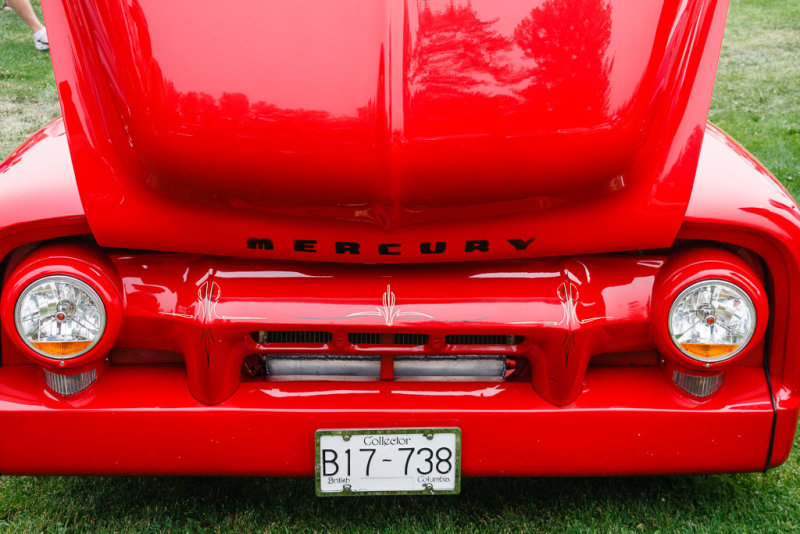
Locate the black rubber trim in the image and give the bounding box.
[762,265,777,473]
[0,252,7,367]
[763,349,778,473]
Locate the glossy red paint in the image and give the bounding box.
[0,218,781,476]
[679,124,800,467]
[109,251,663,406]
[43,0,729,262]
[0,119,89,265]
[0,365,773,476]
[0,1,796,479]
[1,242,123,372]
[0,120,796,475]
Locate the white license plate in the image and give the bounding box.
[315,428,461,496]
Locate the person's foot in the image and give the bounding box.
[33,27,48,50]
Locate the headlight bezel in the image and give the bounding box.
[653,247,769,371]
[0,244,122,371]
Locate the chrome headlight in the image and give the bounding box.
[668,279,756,363]
[14,275,106,360]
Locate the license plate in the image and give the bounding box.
[315,428,461,496]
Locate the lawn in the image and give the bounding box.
[1,1,799,532]
[0,0,58,159]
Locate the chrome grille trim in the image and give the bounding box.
[394,355,505,380]
[267,354,380,378]
[262,354,507,382]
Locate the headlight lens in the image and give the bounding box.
[14,275,106,359]
[668,279,756,362]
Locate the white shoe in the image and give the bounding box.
[33,28,48,51]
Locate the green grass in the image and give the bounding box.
[0,472,798,533]
[0,0,59,159]
[708,0,800,198]
[1,0,799,532]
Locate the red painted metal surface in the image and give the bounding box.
[678,124,800,467]
[0,210,784,476]
[4,245,667,405]
[0,119,89,265]
[112,251,666,406]
[0,119,798,476]
[42,0,729,262]
[0,365,774,476]
[0,120,795,475]
[0,0,795,478]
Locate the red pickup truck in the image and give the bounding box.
[0,0,798,495]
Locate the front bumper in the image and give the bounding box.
[0,364,780,476]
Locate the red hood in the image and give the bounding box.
[44,0,729,262]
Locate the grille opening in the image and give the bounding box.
[242,354,263,378]
[241,354,527,382]
[348,333,429,345]
[254,331,332,344]
[394,333,429,345]
[348,332,382,345]
[445,334,524,346]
